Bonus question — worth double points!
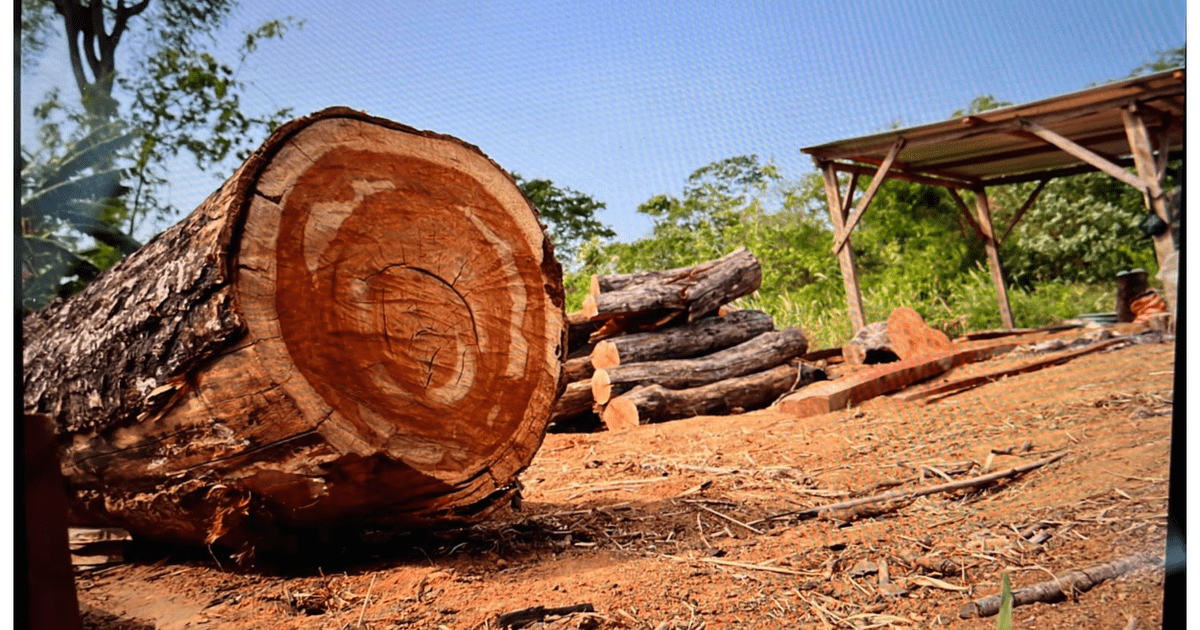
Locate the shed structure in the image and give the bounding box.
[802,69,1184,332]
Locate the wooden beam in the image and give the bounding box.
[974,186,1014,329]
[999,179,1049,245]
[1122,106,1177,281]
[1017,118,1147,192]
[946,188,987,242]
[829,161,975,189]
[979,150,1184,186]
[1154,121,1173,185]
[841,171,859,217]
[916,130,1130,173]
[832,138,905,254]
[777,339,1024,418]
[818,160,866,333]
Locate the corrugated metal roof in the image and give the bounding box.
[802,69,1185,187]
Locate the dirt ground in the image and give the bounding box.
[74,336,1175,630]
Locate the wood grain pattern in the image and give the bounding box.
[25,108,566,548]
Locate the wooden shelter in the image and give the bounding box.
[802,69,1184,332]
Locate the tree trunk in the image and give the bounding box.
[602,362,822,430]
[548,381,596,425]
[590,310,775,369]
[581,247,761,324]
[22,107,567,549]
[564,356,595,382]
[591,328,808,405]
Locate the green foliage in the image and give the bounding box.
[951,94,1014,118]
[20,122,140,310]
[514,175,616,270]
[997,573,1014,630]
[21,0,300,310]
[992,172,1162,285]
[1125,46,1186,78]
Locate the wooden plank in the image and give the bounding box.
[946,188,987,241]
[974,187,1015,329]
[894,338,1126,403]
[777,340,1021,418]
[832,138,906,254]
[1018,119,1148,192]
[998,179,1049,245]
[818,160,866,333]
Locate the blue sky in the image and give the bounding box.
[20,0,1186,246]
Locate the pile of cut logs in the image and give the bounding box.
[551,248,823,431]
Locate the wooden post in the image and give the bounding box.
[973,186,1014,329]
[1121,106,1177,278]
[818,160,866,333]
[831,138,905,254]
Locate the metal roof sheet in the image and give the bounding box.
[802,69,1185,187]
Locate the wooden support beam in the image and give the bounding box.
[1154,121,1173,185]
[829,161,975,190]
[980,150,1183,186]
[1122,105,1177,286]
[832,138,905,254]
[818,160,867,333]
[841,171,859,217]
[999,179,1049,245]
[946,188,987,242]
[974,187,1015,329]
[1017,118,1147,192]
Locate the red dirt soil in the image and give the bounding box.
[73,338,1175,629]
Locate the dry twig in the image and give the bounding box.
[958,552,1161,618]
[753,452,1068,525]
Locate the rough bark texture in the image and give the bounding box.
[548,381,596,426]
[563,356,595,383]
[591,328,808,405]
[602,362,823,430]
[22,107,567,548]
[590,310,775,370]
[842,321,893,365]
[581,247,762,324]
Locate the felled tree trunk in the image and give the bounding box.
[581,247,761,324]
[602,362,823,430]
[22,107,566,549]
[590,310,775,369]
[591,328,808,405]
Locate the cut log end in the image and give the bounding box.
[601,397,641,431]
[34,108,568,547]
[591,340,621,370]
[592,369,614,405]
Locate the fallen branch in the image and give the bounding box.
[751,452,1068,525]
[496,603,596,628]
[958,552,1161,618]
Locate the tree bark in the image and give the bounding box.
[22,107,567,549]
[564,356,595,383]
[591,328,808,405]
[602,362,822,430]
[548,381,596,425]
[590,310,775,370]
[842,321,893,365]
[581,247,762,324]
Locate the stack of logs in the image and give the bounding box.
[550,248,821,431]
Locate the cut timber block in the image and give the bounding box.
[778,341,1020,418]
[893,337,1128,403]
[887,307,952,359]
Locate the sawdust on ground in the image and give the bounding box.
[74,339,1176,630]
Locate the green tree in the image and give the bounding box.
[20,0,300,309]
[513,174,616,268]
